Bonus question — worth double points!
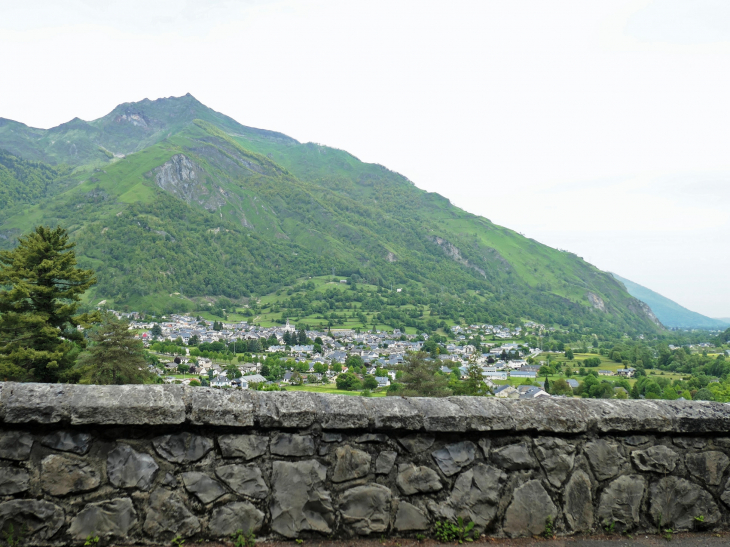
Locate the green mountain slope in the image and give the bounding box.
[0,95,661,334]
[611,273,728,329]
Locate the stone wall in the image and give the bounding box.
[1,383,730,544]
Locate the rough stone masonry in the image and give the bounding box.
[1,384,730,544]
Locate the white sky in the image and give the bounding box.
[1,0,729,317]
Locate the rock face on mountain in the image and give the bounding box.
[1,384,730,543]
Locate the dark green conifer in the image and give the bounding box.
[0,226,96,381]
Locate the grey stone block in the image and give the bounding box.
[597,475,645,532]
[107,444,159,490]
[322,433,343,443]
[0,468,29,495]
[153,432,213,463]
[492,442,536,471]
[332,445,371,483]
[396,463,442,495]
[448,396,514,431]
[2,384,68,424]
[686,451,730,486]
[315,394,369,429]
[143,488,200,538]
[375,450,397,475]
[534,437,576,487]
[256,391,319,428]
[447,463,504,528]
[41,431,92,455]
[584,439,624,481]
[407,397,468,432]
[394,501,430,531]
[631,445,680,474]
[499,398,588,433]
[68,384,186,425]
[0,431,33,460]
[270,433,315,457]
[209,502,264,537]
[361,397,422,430]
[189,388,254,426]
[215,464,269,499]
[339,484,391,535]
[69,498,137,539]
[431,441,476,476]
[355,433,387,443]
[218,434,268,460]
[270,460,334,538]
[649,477,720,531]
[0,499,65,540]
[503,480,557,538]
[564,470,593,532]
[181,472,226,504]
[397,434,434,454]
[41,454,100,496]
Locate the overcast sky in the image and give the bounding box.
[1,0,729,317]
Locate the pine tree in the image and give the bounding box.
[74,313,151,385]
[0,226,97,382]
[395,351,452,397]
[630,383,640,399]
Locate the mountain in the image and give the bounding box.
[611,273,728,329]
[0,94,661,334]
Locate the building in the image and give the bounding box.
[510,370,537,379]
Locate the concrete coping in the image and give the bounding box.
[0,382,729,434]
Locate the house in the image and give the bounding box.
[494,385,519,398]
[482,370,508,380]
[210,375,229,388]
[518,386,550,399]
[566,379,579,389]
[374,376,390,387]
[617,368,635,378]
[292,345,314,353]
[243,374,267,384]
[599,370,615,376]
[510,370,537,379]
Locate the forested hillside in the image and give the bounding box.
[0,95,661,335]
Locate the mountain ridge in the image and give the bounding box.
[611,273,728,330]
[0,94,661,334]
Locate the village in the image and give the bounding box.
[120,312,637,400]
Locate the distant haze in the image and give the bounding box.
[1,0,728,317]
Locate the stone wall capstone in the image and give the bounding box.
[0,383,730,543]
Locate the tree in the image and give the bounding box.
[188,334,200,346]
[694,387,713,401]
[565,348,574,360]
[362,375,379,390]
[74,313,150,385]
[336,372,362,391]
[395,351,452,397]
[462,362,491,396]
[550,378,573,397]
[225,364,242,379]
[0,226,97,382]
[177,363,190,375]
[544,377,551,393]
[630,383,640,399]
[150,323,163,337]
